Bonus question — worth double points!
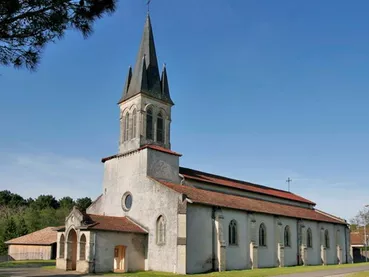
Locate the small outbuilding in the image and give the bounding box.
[350,227,368,263]
[5,227,57,260]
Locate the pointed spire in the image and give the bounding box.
[161,63,173,104]
[140,55,148,92]
[118,14,173,105]
[119,66,132,103]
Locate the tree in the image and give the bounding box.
[0,0,117,70]
[31,195,59,210]
[76,197,92,211]
[17,217,28,237]
[0,190,12,206]
[4,217,17,240]
[0,217,18,254]
[58,196,75,211]
[0,190,26,208]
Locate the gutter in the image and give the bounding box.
[179,173,185,185]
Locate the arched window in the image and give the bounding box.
[307,228,313,248]
[59,234,65,258]
[336,229,340,246]
[284,225,291,247]
[132,109,137,139]
[259,223,267,246]
[146,108,153,140]
[79,234,86,261]
[156,215,165,245]
[228,220,237,245]
[156,112,164,143]
[120,114,124,144]
[124,113,130,141]
[324,230,330,248]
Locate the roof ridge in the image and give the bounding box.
[180,166,297,195]
[179,166,308,195]
[87,213,125,219]
[315,209,347,223]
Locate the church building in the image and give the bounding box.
[56,14,352,274]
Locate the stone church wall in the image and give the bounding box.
[222,208,249,270]
[94,232,146,273]
[253,213,276,268]
[185,202,348,274]
[186,204,213,274]
[97,149,181,273]
[280,217,298,267]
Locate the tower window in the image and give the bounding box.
[146,108,153,140]
[132,109,137,139]
[124,113,130,141]
[157,112,164,143]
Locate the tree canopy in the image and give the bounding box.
[0,0,117,70]
[0,190,92,255]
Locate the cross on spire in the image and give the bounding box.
[286,177,292,192]
[147,0,151,13]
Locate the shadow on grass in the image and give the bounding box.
[0,260,56,268]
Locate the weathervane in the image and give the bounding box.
[286,177,292,192]
[147,0,151,13]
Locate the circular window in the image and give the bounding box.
[122,192,132,211]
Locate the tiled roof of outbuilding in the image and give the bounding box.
[351,228,366,245]
[5,227,57,245]
[156,179,346,225]
[179,167,315,205]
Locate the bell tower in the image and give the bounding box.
[118,14,174,154]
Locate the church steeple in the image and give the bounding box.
[118,14,174,154]
[119,14,173,105]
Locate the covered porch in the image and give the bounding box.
[55,207,148,273]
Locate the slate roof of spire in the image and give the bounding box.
[119,14,174,105]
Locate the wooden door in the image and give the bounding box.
[114,246,126,272]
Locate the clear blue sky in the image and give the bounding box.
[1,0,369,221]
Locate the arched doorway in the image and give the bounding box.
[66,229,77,270]
[114,245,126,272]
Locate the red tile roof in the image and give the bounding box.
[180,167,315,205]
[83,214,148,234]
[157,180,346,225]
[351,228,366,245]
[102,144,181,163]
[5,227,57,245]
[140,145,182,156]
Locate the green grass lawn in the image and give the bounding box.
[104,263,369,277]
[0,259,55,268]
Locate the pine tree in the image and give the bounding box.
[0,0,117,70]
[4,217,17,242]
[17,217,28,237]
